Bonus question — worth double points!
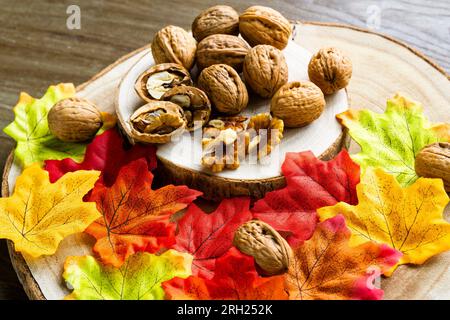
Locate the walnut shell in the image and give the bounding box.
[129,101,186,144]
[243,45,288,98]
[246,113,284,159]
[48,97,102,142]
[192,5,239,42]
[270,81,325,127]
[233,220,292,276]
[308,47,352,95]
[239,6,292,50]
[415,142,450,191]
[161,86,211,131]
[197,64,249,115]
[196,34,250,71]
[135,63,192,102]
[151,25,197,70]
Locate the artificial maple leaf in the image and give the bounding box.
[318,168,450,273]
[64,250,192,300]
[286,215,401,300]
[0,164,100,257]
[45,128,156,185]
[163,248,288,300]
[337,94,450,187]
[252,150,360,245]
[86,159,202,267]
[174,198,252,278]
[3,84,116,167]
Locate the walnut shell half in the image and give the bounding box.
[243,45,288,98]
[198,64,249,115]
[415,142,450,191]
[134,63,192,102]
[192,5,239,42]
[197,34,251,71]
[129,101,186,144]
[308,47,352,95]
[233,220,292,276]
[161,86,211,131]
[48,97,103,142]
[239,6,292,50]
[151,25,197,70]
[271,81,325,127]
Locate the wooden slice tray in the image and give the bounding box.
[2,21,450,300]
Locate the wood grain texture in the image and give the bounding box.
[0,0,448,300]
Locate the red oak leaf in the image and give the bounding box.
[252,150,360,245]
[174,198,252,278]
[86,158,202,267]
[163,248,288,300]
[286,215,401,300]
[45,128,157,185]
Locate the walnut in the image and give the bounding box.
[243,45,288,98]
[308,47,352,95]
[197,34,251,71]
[270,81,325,127]
[239,6,292,50]
[161,86,211,131]
[151,25,197,70]
[192,5,239,42]
[415,142,450,191]
[198,64,249,114]
[246,113,284,159]
[201,117,247,172]
[129,101,186,144]
[134,63,192,102]
[48,97,103,142]
[233,220,292,276]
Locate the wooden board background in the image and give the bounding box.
[0,0,449,299]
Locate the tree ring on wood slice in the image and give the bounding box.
[117,40,350,200]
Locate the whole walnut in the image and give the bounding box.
[192,5,239,42]
[415,142,450,191]
[48,97,103,142]
[198,64,249,115]
[151,25,197,70]
[243,45,288,98]
[233,220,292,276]
[308,47,352,95]
[196,34,250,71]
[239,6,292,50]
[271,81,325,127]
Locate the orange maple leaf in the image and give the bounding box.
[285,215,401,300]
[86,159,202,267]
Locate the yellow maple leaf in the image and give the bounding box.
[318,168,450,274]
[0,164,101,257]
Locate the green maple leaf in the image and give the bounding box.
[63,250,192,300]
[3,83,115,167]
[337,94,450,186]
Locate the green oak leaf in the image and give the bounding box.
[63,250,192,300]
[3,83,115,167]
[337,94,450,186]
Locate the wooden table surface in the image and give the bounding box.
[0,0,449,300]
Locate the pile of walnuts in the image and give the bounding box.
[128,4,353,172]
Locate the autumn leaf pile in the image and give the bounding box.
[1,85,449,300]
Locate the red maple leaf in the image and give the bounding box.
[45,128,157,185]
[252,150,360,245]
[174,198,252,278]
[86,158,202,267]
[163,247,288,300]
